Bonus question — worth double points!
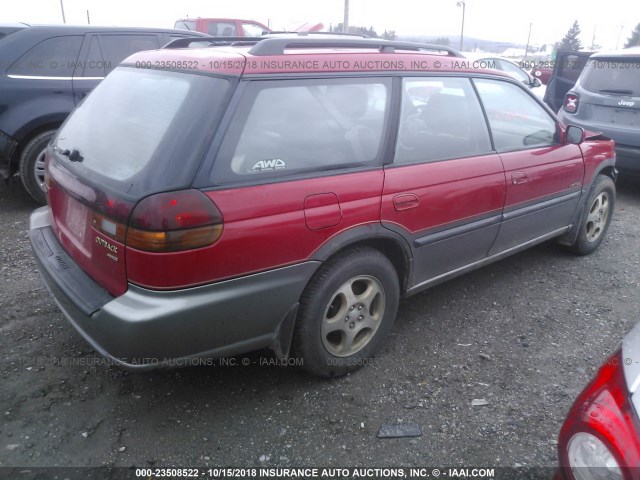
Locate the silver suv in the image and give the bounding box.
[557,47,640,174]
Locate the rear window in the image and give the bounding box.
[174,21,196,31]
[54,67,229,199]
[581,58,640,96]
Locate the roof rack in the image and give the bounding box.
[248,38,462,57]
[164,36,260,49]
[163,36,464,58]
[266,31,371,39]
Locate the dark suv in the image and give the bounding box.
[29,36,617,377]
[0,24,207,203]
[557,47,640,174]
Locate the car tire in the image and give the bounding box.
[19,130,56,204]
[292,247,400,377]
[569,175,615,255]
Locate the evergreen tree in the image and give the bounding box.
[557,20,583,51]
[431,37,451,47]
[625,23,640,48]
[330,23,378,37]
[381,30,397,40]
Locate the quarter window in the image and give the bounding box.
[474,78,557,151]
[98,35,160,73]
[213,79,391,183]
[8,36,82,77]
[394,77,492,164]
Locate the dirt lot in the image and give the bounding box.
[1,176,639,474]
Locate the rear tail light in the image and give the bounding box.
[563,93,580,114]
[558,350,640,480]
[126,190,223,252]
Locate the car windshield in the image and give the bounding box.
[581,57,640,96]
[54,67,229,199]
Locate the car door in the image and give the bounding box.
[72,33,161,104]
[473,77,584,255]
[381,76,506,288]
[543,50,592,111]
[198,77,392,279]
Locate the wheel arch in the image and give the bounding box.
[557,164,616,247]
[309,224,413,295]
[11,121,63,175]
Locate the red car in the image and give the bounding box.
[29,36,617,377]
[174,17,271,37]
[531,65,554,85]
[557,321,640,479]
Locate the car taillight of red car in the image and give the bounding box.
[557,350,640,480]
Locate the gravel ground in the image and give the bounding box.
[1,176,639,474]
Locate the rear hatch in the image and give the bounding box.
[46,66,231,296]
[578,56,640,144]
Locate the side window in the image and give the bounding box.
[81,36,106,77]
[395,77,492,164]
[8,36,82,77]
[241,23,266,36]
[213,78,391,183]
[497,60,530,84]
[207,22,237,36]
[98,35,160,73]
[474,78,557,152]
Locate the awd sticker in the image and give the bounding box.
[252,158,286,172]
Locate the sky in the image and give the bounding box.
[3,0,639,50]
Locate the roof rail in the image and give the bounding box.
[163,36,261,49]
[266,31,371,39]
[247,37,463,57]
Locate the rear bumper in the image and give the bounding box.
[0,130,18,180]
[557,114,640,173]
[29,206,319,370]
[615,145,640,173]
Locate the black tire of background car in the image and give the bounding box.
[570,175,616,255]
[292,247,400,377]
[19,130,56,205]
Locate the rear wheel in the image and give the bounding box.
[293,247,400,377]
[569,175,615,255]
[19,130,56,204]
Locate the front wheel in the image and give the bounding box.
[569,175,615,255]
[19,130,56,204]
[292,247,400,377]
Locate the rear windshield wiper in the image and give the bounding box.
[58,147,84,162]
[599,89,634,95]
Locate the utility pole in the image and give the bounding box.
[591,25,596,49]
[343,0,349,33]
[524,22,532,58]
[616,25,623,49]
[457,1,466,51]
[87,10,91,25]
[59,0,66,23]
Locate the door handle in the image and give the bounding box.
[511,172,528,185]
[393,194,420,211]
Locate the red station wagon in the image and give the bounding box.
[29,36,617,377]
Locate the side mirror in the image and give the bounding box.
[566,125,585,145]
[531,77,542,88]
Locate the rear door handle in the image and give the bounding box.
[511,172,528,185]
[393,194,420,211]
